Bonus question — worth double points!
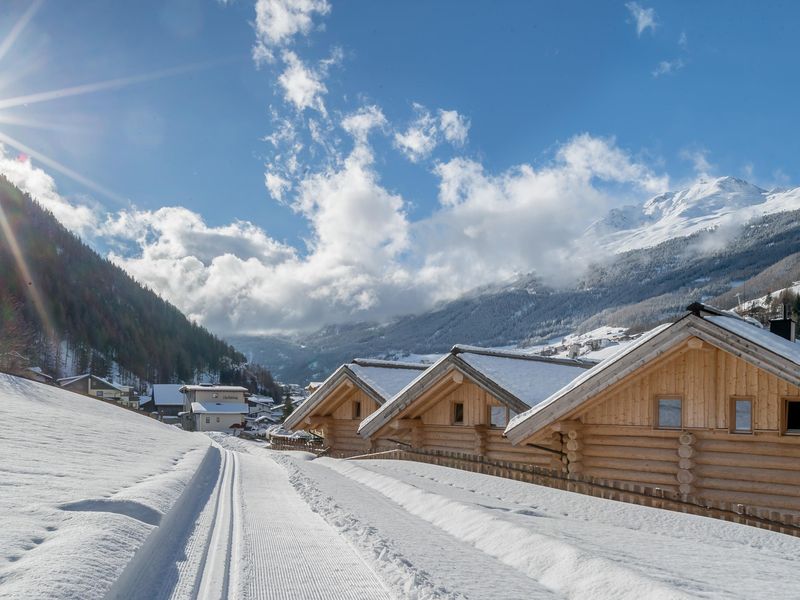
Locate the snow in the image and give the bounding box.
[457,350,591,409]
[706,314,800,365]
[348,362,427,401]
[5,378,800,600]
[190,401,249,414]
[0,373,209,599]
[588,176,800,253]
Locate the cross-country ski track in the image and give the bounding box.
[99,433,800,600]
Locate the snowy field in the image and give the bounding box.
[3,374,800,599]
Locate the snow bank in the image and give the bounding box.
[0,374,209,599]
[325,459,709,599]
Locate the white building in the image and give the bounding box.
[180,384,249,432]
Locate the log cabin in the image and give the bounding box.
[358,346,594,466]
[504,303,800,513]
[284,359,428,454]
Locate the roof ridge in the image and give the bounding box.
[350,358,429,370]
[451,344,596,368]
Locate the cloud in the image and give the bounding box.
[652,58,685,78]
[0,146,98,235]
[419,134,669,291]
[625,2,657,36]
[252,0,331,65]
[680,147,713,177]
[277,50,329,114]
[438,109,470,145]
[394,104,470,162]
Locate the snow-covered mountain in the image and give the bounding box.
[587,176,800,253]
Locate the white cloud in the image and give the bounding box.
[626,2,657,36]
[394,105,470,162]
[652,58,684,78]
[277,50,329,114]
[438,109,470,145]
[419,134,669,292]
[341,105,387,144]
[252,0,331,65]
[0,147,98,236]
[678,31,688,49]
[680,147,713,178]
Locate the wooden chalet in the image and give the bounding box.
[505,303,800,513]
[358,346,593,466]
[284,359,428,454]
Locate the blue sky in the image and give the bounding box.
[1,1,799,334]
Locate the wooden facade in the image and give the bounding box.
[507,306,800,514]
[285,360,427,455]
[361,349,591,468]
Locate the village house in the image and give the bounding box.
[358,346,593,465]
[140,383,185,421]
[58,373,127,402]
[284,359,428,454]
[181,384,250,432]
[504,303,800,513]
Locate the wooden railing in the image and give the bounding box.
[342,446,800,537]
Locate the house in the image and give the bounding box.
[58,373,127,402]
[504,303,800,513]
[284,359,429,454]
[358,346,593,465]
[24,367,54,384]
[141,384,186,420]
[180,384,249,432]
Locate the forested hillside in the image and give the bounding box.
[0,176,248,385]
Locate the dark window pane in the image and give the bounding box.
[454,402,464,424]
[787,401,800,431]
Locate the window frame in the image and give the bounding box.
[782,397,800,435]
[653,395,683,430]
[729,396,754,434]
[352,400,362,420]
[205,416,210,424]
[452,401,465,425]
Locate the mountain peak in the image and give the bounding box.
[588,176,799,253]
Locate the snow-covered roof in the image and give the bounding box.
[505,303,800,444]
[191,401,249,414]
[25,367,53,379]
[248,395,275,405]
[152,384,185,406]
[57,373,125,392]
[283,359,428,431]
[179,385,249,392]
[348,359,430,401]
[358,347,593,438]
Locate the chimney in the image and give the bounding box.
[769,304,796,342]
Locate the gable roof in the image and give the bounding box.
[358,345,593,438]
[504,303,800,444]
[283,359,428,430]
[57,373,125,392]
[191,401,249,414]
[152,384,185,406]
[179,385,249,393]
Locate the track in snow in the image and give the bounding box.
[107,441,389,600]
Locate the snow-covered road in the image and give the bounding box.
[107,439,391,600]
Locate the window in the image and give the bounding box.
[656,397,682,429]
[216,416,220,423]
[353,401,362,419]
[205,416,210,424]
[453,402,464,425]
[489,406,508,428]
[784,399,800,433]
[730,397,753,433]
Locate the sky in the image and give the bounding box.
[1,0,799,335]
